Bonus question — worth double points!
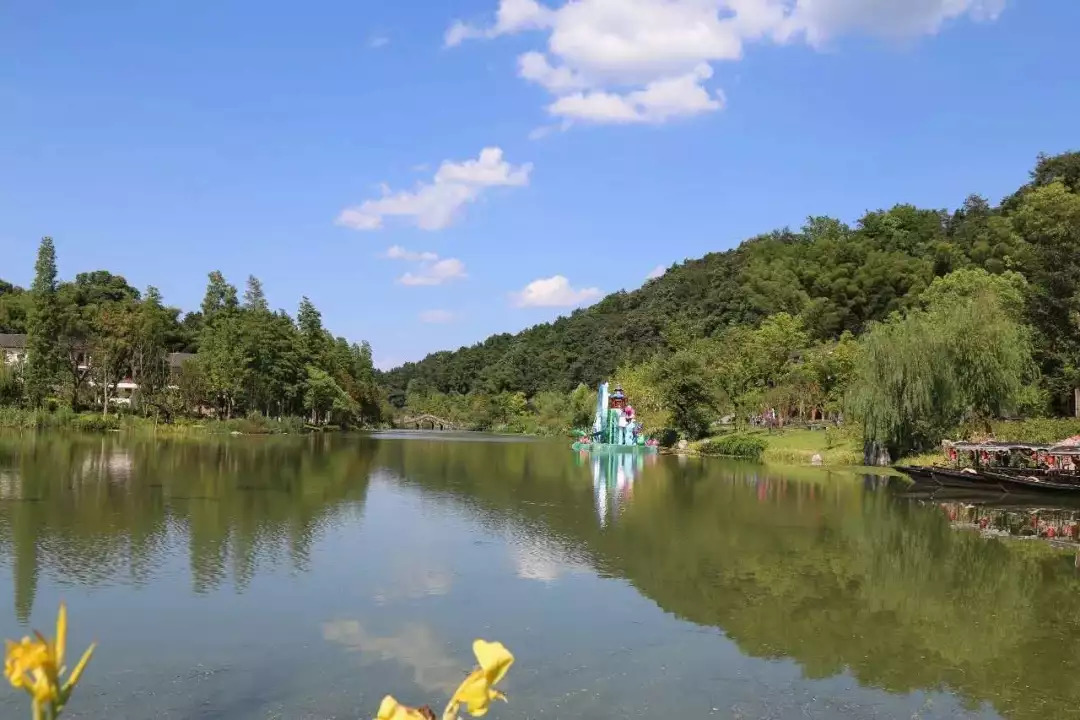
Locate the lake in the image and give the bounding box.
[0,432,1077,720]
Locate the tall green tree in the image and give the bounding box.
[1011,182,1080,410]
[198,272,247,418]
[131,286,179,417]
[241,275,274,414]
[296,296,326,369]
[200,270,238,324]
[24,237,62,407]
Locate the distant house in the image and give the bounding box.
[0,334,27,366]
[166,352,196,389]
[0,334,197,403]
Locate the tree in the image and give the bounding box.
[568,383,596,430]
[131,287,178,418]
[848,283,1034,464]
[173,359,208,416]
[200,270,238,324]
[297,297,326,369]
[659,350,715,440]
[0,355,21,404]
[920,267,1028,319]
[0,283,30,334]
[613,361,669,432]
[56,283,92,410]
[89,300,137,415]
[199,311,248,419]
[1011,182,1080,411]
[24,237,62,407]
[241,275,274,414]
[303,366,354,425]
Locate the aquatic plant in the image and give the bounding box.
[4,605,511,720]
[4,603,95,720]
[377,639,514,720]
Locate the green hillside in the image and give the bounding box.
[381,151,1080,416]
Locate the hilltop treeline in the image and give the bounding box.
[384,152,1079,402]
[0,241,386,427]
[384,152,1080,455]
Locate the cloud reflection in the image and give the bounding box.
[321,620,464,694]
[510,536,589,583]
[372,563,453,605]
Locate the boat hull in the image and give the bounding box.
[895,466,1007,491]
[981,470,1080,494]
[895,465,1080,494]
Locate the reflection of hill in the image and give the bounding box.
[379,440,1080,720]
[0,434,374,621]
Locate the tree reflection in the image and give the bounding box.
[380,440,1080,720]
[2,434,1078,720]
[0,434,373,621]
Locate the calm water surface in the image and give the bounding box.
[0,432,1077,719]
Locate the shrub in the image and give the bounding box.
[696,433,768,461]
[72,414,121,432]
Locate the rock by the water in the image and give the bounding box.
[811,453,823,466]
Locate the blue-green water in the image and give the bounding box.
[0,432,1076,719]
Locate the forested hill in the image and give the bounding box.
[381,151,1080,407]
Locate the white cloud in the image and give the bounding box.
[448,0,1008,127]
[381,246,467,287]
[399,258,467,286]
[445,0,553,46]
[336,147,532,231]
[549,64,723,124]
[781,0,1008,46]
[384,245,439,262]
[434,147,532,187]
[528,124,559,141]
[518,51,589,93]
[646,264,666,279]
[369,34,390,49]
[419,309,456,324]
[512,275,602,307]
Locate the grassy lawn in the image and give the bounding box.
[727,418,1080,468]
[760,427,863,466]
[694,426,863,466]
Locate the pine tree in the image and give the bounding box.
[24,237,62,407]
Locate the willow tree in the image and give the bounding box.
[848,275,1034,464]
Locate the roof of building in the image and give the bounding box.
[0,334,27,349]
[167,352,196,369]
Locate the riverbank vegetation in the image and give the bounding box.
[0,241,388,431]
[386,152,1080,462]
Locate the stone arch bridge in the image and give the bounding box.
[399,414,458,431]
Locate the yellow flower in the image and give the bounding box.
[5,637,50,692]
[4,603,95,718]
[447,640,514,718]
[376,695,433,720]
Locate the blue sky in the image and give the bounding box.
[1,0,1077,369]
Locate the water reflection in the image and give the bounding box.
[585,452,655,526]
[0,434,373,622]
[0,434,1077,719]
[321,620,465,694]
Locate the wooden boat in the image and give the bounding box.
[894,466,1007,491]
[980,469,1080,494]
